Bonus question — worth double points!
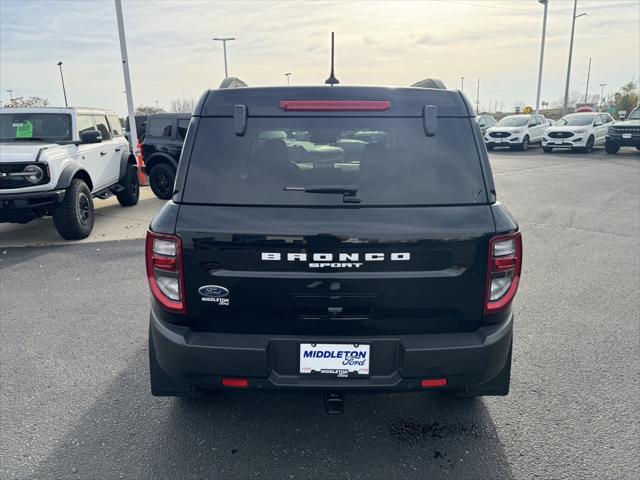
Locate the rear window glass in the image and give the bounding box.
[177,118,189,140]
[148,118,173,137]
[183,117,487,206]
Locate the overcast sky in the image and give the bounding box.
[1,0,638,115]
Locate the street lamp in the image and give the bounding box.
[212,37,236,78]
[57,61,68,107]
[562,0,587,114]
[599,83,607,110]
[535,0,549,114]
[6,89,13,101]
[284,72,292,85]
[460,76,464,92]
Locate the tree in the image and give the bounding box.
[169,96,196,113]
[2,96,50,108]
[606,81,639,114]
[135,105,165,115]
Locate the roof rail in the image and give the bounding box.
[411,78,447,89]
[219,77,248,89]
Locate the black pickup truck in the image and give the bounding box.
[145,82,522,411]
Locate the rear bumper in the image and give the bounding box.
[150,309,513,392]
[0,189,66,223]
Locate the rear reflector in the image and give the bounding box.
[222,377,249,388]
[421,378,448,388]
[280,100,390,111]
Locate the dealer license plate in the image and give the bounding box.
[622,133,632,139]
[553,141,562,144]
[494,138,502,143]
[299,343,370,377]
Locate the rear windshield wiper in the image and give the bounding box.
[283,184,361,203]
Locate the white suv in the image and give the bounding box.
[0,107,139,239]
[542,112,614,153]
[484,114,551,151]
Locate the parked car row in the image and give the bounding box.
[480,109,640,154]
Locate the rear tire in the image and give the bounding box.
[542,147,553,153]
[52,179,94,240]
[605,141,620,154]
[116,163,140,206]
[149,163,175,200]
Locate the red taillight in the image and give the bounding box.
[484,232,523,313]
[280,100,390,111]
[222,377,249,388]
[421,378,448,388]
[145,231,185,314]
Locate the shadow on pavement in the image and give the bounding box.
[29,346,514,480]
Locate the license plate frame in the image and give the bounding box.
[622,133,632,139]
[299,343,370,377]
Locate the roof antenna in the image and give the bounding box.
[325,32,339,86]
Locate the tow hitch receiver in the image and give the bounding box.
[324,392,344,415]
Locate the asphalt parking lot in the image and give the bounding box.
[1,147,639,479]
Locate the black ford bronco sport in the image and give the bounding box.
[146,81,522,408]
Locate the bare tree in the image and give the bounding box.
[135,105,165,115]
[1,96,50,108]
[168,97,196,113]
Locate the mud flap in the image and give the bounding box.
[462,341,512,397]
[149,330,198,398]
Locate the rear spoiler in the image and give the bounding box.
[219,77,248,89]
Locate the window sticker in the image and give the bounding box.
[15,120,33,138]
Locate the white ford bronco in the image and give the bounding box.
[0,107,139,239]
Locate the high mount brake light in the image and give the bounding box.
[280,100,391,111]
[484,232,523,314]
[145,231,185,314]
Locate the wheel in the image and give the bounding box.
[52,178,94,240]
[486,144,494,151]
[116,163,140,206]
[605,141,620,154]
[149,163,176,200]
[542,146,553,153]
[584,136,594,153]
[519,136,529,151]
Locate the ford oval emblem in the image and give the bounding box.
[198,285,229,298]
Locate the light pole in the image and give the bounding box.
[284,72,292,85]
[57,62,68,107]
[476,79,480,113]
[562,0,587,115]
[6,89,13,101]
[213,37,235,78]
[460,76,464,92]
[115,0,139,158]
[599,83,606,110]
[535,0,548,114]
[584,57,591,103]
